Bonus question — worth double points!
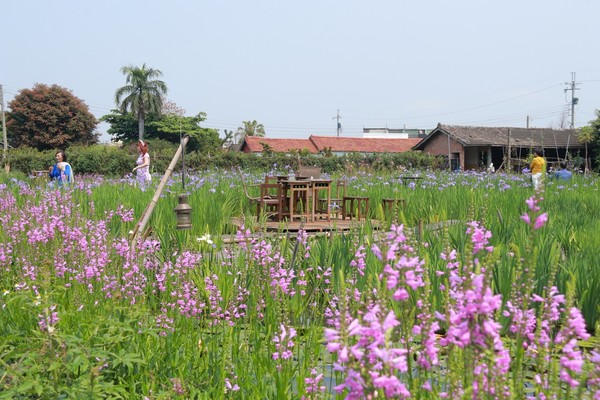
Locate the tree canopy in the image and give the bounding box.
[7,84,98,150]
[114,64,167,140]
[235,120,265,143]
[585,109,600,170]
[101,110,222,153]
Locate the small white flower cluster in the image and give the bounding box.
[197,234,213,245]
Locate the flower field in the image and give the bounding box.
[0,170,599,399]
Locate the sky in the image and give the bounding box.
[3,0,600,143]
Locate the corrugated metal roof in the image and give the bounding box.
[414,124,582,149]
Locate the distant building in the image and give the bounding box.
[363,127,430,139]
[240,137,319,154]
[310,135,420,156]
[240,135,420,156]
[413,123,582,171]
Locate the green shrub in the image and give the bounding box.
[6,144,444,178]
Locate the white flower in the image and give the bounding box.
[197,234,213,245]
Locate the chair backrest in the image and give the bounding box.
[297,166,321,179]
[335,179,347,198]
[264,175,278,184]
[260,182,283,199]
[237,166,258,201]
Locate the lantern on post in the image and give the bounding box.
[174,194,192,230]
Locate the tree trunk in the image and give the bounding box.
[138,115,145,141]
[585,143,588,175]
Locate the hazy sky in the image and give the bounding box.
[3,0,600,142]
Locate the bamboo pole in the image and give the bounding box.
[131,135,190,245]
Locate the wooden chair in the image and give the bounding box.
[237,167,284,221]
[237,167,260,204]
[283,180,311,222]
[264,175,278,184]
[297,166,322,180]
[257,183,284,221]
[319,179,346,219]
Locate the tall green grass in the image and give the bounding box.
[1,169,599,398]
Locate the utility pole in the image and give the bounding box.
[526,115,530,129]
[564,72,580,129]
[332,109,342,137]
[1,84,7,166]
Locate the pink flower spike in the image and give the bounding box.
[520,213,531,225]
[534,213,548,230]
[526,196,537,210]
[383,310,399,331]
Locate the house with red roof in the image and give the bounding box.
[240,135,421,155]
[240,137,319,154]
[309,136,421,156]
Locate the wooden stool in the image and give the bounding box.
[382,198,405,222]
[342,196,370,220]
[285,180,311,222]
[311,180,331,221]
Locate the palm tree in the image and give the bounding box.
[235,120,265,143]
[115,64,168,140]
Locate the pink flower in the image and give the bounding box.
[533,213,548,230]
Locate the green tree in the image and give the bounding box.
[578,125,595,174]
[100,110,156,142]
[101,110,221,154]
[114,64,168,141]
[235,120,265,143]
[148,113,221,153]
[7,84,98,150]
[587,109,600,171]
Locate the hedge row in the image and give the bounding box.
[5,140,445,177]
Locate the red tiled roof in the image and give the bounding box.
[242,137,319,153]
[309,135,421,153]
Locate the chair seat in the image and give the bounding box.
[257,183,284,221]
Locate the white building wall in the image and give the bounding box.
[363,131,410,139]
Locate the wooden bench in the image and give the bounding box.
[382,198,406,222]
[342,196,369,220]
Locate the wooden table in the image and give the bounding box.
[279,178,332,222]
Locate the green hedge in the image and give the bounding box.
[5,143,444,177]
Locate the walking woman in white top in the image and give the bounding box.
[132,140,151,189]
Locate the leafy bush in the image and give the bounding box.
[6,144,444,177]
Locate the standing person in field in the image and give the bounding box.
[48,150,74,187]
[132,140,151,188]
[530,148,546,191]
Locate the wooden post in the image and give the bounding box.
[131,135,190,244]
